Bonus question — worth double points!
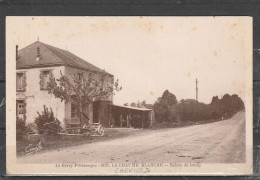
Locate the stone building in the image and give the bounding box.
[16,41,113,128]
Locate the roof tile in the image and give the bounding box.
[16,41,112,76]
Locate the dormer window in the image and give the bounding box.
[36,47,41,61]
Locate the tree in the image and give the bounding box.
[130,102,137,107]
[47,71,121,127]
[210,96,219,105]
[136,100,146,108]
[154,90,178,124]
[162,90,178,105]
[154,97,169,123]
[153,90,245,127]
[140,100,147,108]
[130,100,151,108]
[34,105,61,136]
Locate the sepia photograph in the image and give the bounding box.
[6,16,252,175]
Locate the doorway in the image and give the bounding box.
[93,101,100,123]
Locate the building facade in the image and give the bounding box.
[16,41,113,128]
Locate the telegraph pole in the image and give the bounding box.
[196,78,198,102]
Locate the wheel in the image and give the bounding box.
[99,127,104,136]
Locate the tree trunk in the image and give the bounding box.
[141,112,144,129]
[79,103,83,127]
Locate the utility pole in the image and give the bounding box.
[196,78,198,102]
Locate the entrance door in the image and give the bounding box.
[93,101,100,123]
[17,101,25,121]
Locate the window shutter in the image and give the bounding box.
[22,72,26,91]
[23,101,27,122]
[39,70,44,89]
[49,70,54,85]
[16,73,18,91]
[39,69,53,90]
[16,100,18,118]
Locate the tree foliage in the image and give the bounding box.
[129,100,153,109]
[162,90,178,106]
[209,94,244,119]
[154,90,178,124]
[153,90,245,127]
[47,71,121,127]
[34,105,61,136]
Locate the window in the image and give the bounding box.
[17,102,25,121]
[40,70,52,90]
[43,71,50,89]
[18,103,24,115]
[71,102,79,118]
[16,72,26,91]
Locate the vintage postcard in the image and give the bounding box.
[6,16,252,175]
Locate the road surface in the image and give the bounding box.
[18,111,246,163]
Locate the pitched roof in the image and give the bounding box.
[16,41,112,76]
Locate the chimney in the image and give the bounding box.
[16,45,18,61]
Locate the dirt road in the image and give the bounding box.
[18,111,245,163]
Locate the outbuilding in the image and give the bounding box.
[111,105,154,128]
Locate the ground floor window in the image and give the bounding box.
[16,100,25,121]
[71,102,79,118]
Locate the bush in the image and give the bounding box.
[34,105,62,136]
[16,117,27,141]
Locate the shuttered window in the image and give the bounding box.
[16,100,26,121]
[42,71,50,89]
[16,72,26,91]
[40,69,53,90]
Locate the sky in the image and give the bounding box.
[8,16,251,105]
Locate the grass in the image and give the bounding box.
[17,113,240,157]
[16,128,144,157]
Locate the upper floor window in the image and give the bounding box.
[43,71,50,89]
[40,70,53,90]
[16,72,26,91]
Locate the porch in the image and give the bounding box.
[65,100,112,128]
